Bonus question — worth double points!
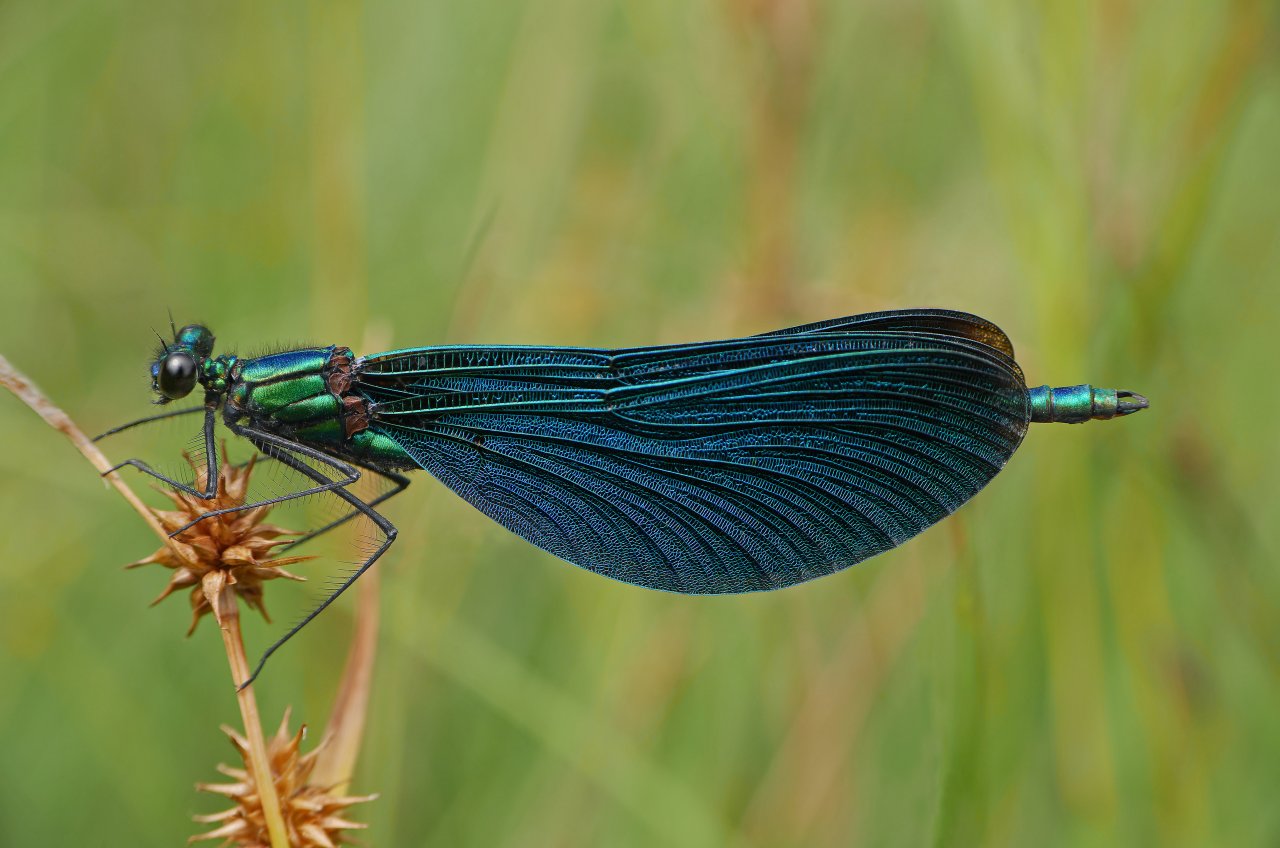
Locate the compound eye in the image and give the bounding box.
[158,351,198,399]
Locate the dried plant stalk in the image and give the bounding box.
[0,355,197,567]
[312,568,380,795]
[0,355,292,848]
[141,452,381,844]
[213,593,293,847]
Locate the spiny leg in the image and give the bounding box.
[215,451,408,549]
[230,425,398,688]
[93,404,204,442]
[164,423,364,538]
[278,463,410,551]
[102,400,220,500]
[99,407,407,531]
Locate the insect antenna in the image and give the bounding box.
[151,327,170,358]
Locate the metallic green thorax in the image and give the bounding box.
[212,346,410,468]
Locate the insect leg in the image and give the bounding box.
[228,426,397,688]
[277,463,410,551]
[101,400,220,500]
[93,404,204,442]
[164,423,364,537]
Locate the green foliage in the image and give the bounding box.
[1,1,1277,845]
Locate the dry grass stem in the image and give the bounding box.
[216,595,294,847]
[0,355,292,848]
[311,569,380,795]
[0,355,197,568]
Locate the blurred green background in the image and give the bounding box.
[2,1,1278,846]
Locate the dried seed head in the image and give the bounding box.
[193,709,376,847]
[128,449,314,633]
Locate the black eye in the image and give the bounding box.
[158,352,198,399]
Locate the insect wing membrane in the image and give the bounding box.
[357,310,1031,594]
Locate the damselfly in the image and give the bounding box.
[99,309,1147,684]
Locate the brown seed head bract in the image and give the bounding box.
[193,709,377,848]
[128,450,315,633]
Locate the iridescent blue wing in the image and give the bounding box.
[356,309,1029,593]
[755,308,1016,357]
